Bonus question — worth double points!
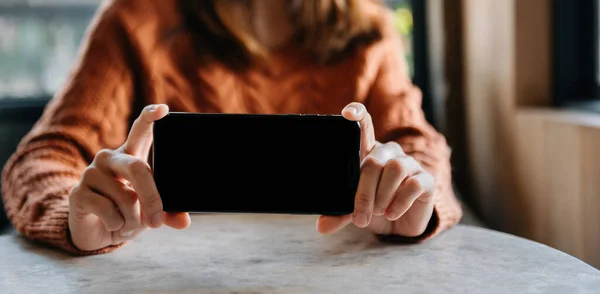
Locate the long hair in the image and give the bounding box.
[178,0,383,70]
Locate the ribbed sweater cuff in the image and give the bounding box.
[5,174,126,256]
[21,201,125,256]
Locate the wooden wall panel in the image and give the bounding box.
[543,122,584,258]
[514,112,547,241]
[461,0,600,268]
[515,0,551,107]
[580,127,600,268]
[462,0,516,230]
[514,109,600,267]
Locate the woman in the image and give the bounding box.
[1,0,462,254]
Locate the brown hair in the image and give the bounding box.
[178,0,383,70]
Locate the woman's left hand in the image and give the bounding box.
[317,102,436,237]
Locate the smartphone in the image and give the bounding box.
[152,112,361,216]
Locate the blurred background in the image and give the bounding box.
[0,0,599,269]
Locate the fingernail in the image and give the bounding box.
[120,230,133,237]
[353,212,369,227]
[373,208,385,216]
[347,106,357,115]
[151,212,163,228]
[147,104,158,112]
[385,209,398,220]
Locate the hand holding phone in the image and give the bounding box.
[68,104,190,252]
[149,101,437,239]
[316,103,437,238]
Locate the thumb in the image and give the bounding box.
[122,104,169,158]
[316,214,353,234]
[342,102,377,160]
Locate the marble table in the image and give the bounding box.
[1,214,599,294]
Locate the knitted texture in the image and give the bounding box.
[1,0,462,255]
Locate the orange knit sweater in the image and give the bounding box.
[1,0,462,255]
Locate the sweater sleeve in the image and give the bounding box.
[1,2,138,255]
[366,17,463,243]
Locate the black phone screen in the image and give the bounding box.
[152,112,361,215]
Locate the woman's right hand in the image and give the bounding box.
[68,104,190,252]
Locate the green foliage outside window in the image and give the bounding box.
[390,0,414,77]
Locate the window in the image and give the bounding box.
[0,1,98,101]
[386,0,434,125]
[552,0,600,111]
[386,0,415,76]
